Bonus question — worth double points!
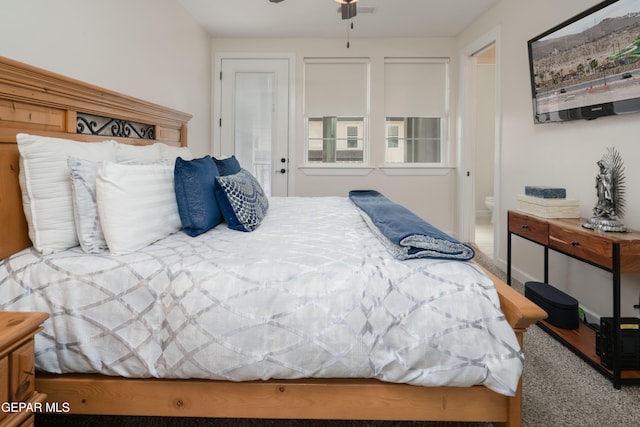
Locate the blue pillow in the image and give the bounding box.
[214,155,241,176]
[214,169,269,232]
[174,156,223,237]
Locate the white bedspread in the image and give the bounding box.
[0,197,523,395]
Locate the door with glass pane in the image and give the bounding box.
[220,59,289,196]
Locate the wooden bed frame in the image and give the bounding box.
[0,56,546,426]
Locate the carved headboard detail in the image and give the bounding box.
[0,56,192,259]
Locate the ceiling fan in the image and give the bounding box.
[269,0,358,20]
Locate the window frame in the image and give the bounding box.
[303,58,371,168]
[305,116,367,164]
[382,58,451,169]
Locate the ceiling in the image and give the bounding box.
[177,0,498,39]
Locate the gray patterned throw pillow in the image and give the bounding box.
[214,169,269,232]
[68,156,108,254]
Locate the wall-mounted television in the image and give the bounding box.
[528,0,640,123]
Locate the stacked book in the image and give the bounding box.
[516,186,580,218]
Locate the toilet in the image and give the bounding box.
[484,196,494,222]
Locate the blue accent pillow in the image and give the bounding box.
[174,156,223,237]
[214,169,269,232]
[214,155,241,176]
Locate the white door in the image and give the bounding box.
[219,58,290,197]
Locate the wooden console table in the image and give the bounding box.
[507,210,640,389]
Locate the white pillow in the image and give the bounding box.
[114,142,163,163]
[67,157,108,254]
[156,143,194,165]
[17,133,117,254]
[113,142,193,166]
[96,162,181,255]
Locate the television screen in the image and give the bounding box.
[528,0,640,123]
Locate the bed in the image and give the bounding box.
[0,56,545,426]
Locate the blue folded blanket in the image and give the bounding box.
[349,190,475,261]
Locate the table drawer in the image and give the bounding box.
[509,211,549,245]
[10,340,35,402]
[549,224,612,269]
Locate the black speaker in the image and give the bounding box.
[596,317,640,370]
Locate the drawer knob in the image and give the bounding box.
[571,241,580,246]
[521,225,529,229]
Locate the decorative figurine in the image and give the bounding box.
[583,147,627,232]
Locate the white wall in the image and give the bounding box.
[0,0,211,156]
[458,0,640,317]
[211,37,460,233]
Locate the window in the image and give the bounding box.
[385,117,441,163]
[307,117,364,162]
[304,59,369,164]
[384,59,449,164]
[387,125,399,148]
[346,125,358,149]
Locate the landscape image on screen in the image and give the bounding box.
[529,0,640,122]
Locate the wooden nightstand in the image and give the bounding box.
[0,312,48,427]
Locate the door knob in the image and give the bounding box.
[276,168,286,174]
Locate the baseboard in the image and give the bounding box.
[494,257,534,286]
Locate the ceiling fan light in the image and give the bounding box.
[341,3,357,20]
[335,0,358,4]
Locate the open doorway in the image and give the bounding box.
[473,45,496,258]
[457,27,501,263]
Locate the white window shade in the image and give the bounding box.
[304,60,368,117]
[385,60,448,117]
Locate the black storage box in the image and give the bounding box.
[596,317,640,370]
[524,281,579,329]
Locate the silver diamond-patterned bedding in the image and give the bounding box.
[0,196,523,396]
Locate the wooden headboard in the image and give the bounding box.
[0,56,192,259]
